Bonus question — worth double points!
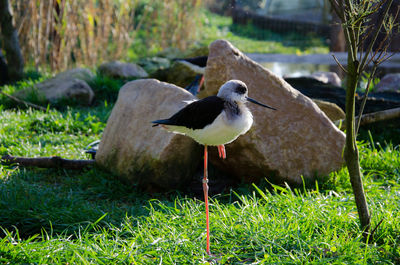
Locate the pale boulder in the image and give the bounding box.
[375,73,400,92]
[309,71,342,87]
[98,61,148,79]
[203,40,346,185]
[312,99,345,122]
[38,79,94,105]
[14,68,95,105]
[54,67,95,83]
[95,79,201,191]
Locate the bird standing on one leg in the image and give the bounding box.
[152,79,276,255]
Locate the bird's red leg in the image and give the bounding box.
[202,145,211,255]
[198,75,204,93]
[217,145,226,159]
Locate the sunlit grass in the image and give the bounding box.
[200,11,329,54]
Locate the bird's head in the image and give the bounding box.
[217,80,248,103]
[217,80,277,110]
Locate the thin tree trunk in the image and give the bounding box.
[0,49,8,84]
[344,59,371,236]
[0,0,24,81]
[330,11,346,52]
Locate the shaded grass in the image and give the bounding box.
[0,166,399,263]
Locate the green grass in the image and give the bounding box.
[1,76,400,264]
[199,11,329,54]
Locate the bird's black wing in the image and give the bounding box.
[173,56,208,68]
[152,96,225,130]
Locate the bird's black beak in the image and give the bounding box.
[246,97,277,110]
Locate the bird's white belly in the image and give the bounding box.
[166,110,253,146]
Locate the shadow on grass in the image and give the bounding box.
[0,161,321,240]
[0,166,155,239]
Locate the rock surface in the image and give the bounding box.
[203,40,346,185]
[309,71,342,87]
[312,99,345,122]
[95,79,201,191]
[54,67,95,82]
[98,61,148,79]
[375,73,400,92]
[14,68,95,105]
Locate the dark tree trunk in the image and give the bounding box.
[0,0,24,81]
[1,155,95,170]
[330,11,346,52]
[0,49,8,84]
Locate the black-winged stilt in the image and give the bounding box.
[152,79,276,255]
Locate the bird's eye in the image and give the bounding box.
[235,84,247,94]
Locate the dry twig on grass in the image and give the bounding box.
[335,107,400,130]
[1,155,95,170]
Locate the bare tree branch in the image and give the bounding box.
[336,107,400,130]
[332,54,348,73]
[360,0,393,71]
[0,90,47,111]
[1,155,95,170]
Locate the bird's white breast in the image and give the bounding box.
[165,106,253,146]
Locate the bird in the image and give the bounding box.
[184,74,204,96]
[173,55,208,68]
[151,79,276,255]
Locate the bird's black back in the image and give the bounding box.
[152,96,225,130]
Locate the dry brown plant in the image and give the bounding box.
[11,0,202,71]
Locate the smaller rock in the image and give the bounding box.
[14,68,95,105]
[96,79,201,192]
[309,71,342,87]
[375,73,400,92]
[312,99,345,122]
[40,79,94,104]
[166,60,204,88]
[98,61,148,79]
[54,67,95,83]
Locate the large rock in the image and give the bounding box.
[98,61,148,79]
[95,79,201,191]
[375,73,400,92]
[203,40,346,185]
[14,68,95,105]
